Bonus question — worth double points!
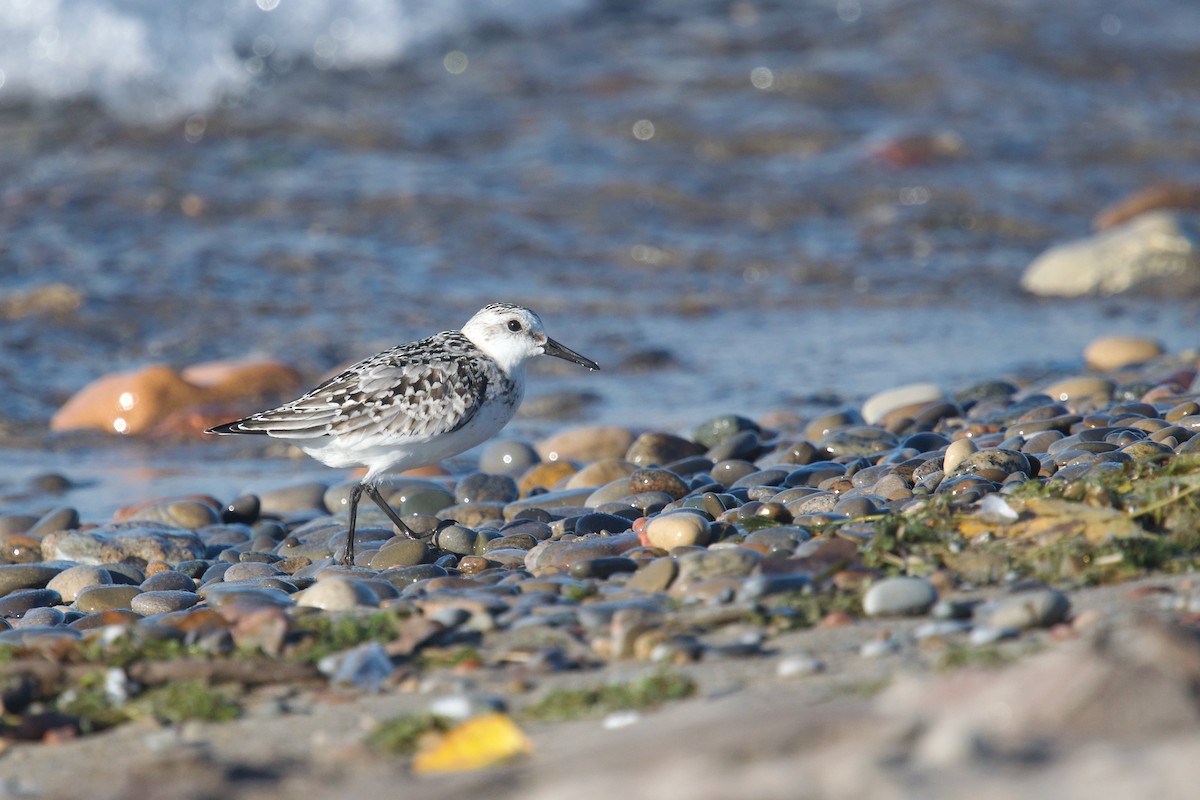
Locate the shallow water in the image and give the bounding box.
[2,0,1200,518]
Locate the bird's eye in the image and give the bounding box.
[507,320,522,332]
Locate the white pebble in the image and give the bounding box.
[777,654,826,677]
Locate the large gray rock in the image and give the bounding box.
[1021,211,1200,297]
[45,523,206,565]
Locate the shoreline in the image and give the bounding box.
[3,336,1200,797]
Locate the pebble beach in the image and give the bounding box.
[7,335,1200,797]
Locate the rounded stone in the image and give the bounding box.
[394,486,457,517]
[455,472,520,505]
[785,463,846,488]
[863,577,938,617]
[565,458,638,490]
[692,415,759,449]
[644,512,711,550]
[223,562,283,582]
[369,538,429,569]
[131,590,200,615]
[948,448,1033,481]
[675,548,760,585]
[257,481,330,514]
[437,502,506,528]
[377,564,448,588]
[48,525,206,565]
[223,494,261,524]
[1041,377,1115,408]
[518,461,578,495]
[625,432,706,466]
[817,426,899,458]
[433,525,479,556]
[977,588,1069,629]
[126,500,220,530]
[537,426,636,462]
[804,411,862,441]
[296,577,379,610]
[569,557,639,580]
[628,469,689,500]
[15,607,65,628]
[832,495,880,517]
[862,383,944,426]
[73,585,143,613]
[46,565,112,602]
[27,506,80,536]
[942,438,978,475]
[140,570,196,592]
[624,558,679,593]
[0,588,62,618]
[1084,335,1164,371]
[478,439,540,476]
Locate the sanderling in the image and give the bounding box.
[207,303,599,565]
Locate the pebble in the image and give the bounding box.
[455,472,519,505]
[46,524,207,565]
[862,383,945,425]
[565,458,638,489]
[776,653,826,677]
[223,562,283,582]
[478,439,540,475]
[1020,211,1200,296]
[0,588,62,618]
[27,506,80,536]
[625,432,706,466]
[0,564,64,595]
[643,512,711,550]
[975,588,1070,629]
[296,577,379,610]
[122,499,221,530]
[624,558,679,593]
[860,637,902,658]
[131,590,200,615]
[537,426,635,462]
[73,585,143,612]
[863,577,938,617]
[369,538,429,569]
[1084,335,1164,372]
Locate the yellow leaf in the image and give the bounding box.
[1001,498,1143,544]
[411,713,532,775]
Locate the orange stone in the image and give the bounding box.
[51,359,302,436]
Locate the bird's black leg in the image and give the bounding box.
[363,483,418,538]
[344,483,365,566]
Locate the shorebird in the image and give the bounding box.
[207,303,598,564]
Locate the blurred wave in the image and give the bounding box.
[0,0,593,122]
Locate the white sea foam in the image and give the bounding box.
[0,0,591,122]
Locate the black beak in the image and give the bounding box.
[543,337,600,370]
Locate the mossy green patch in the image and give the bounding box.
[137,680,240,724]
[764,589,863,630]
[366,713,452,755]
[413,645,483,671]
[521,670,695,723]
[936,641,1041,671]
[57,674,239,731]
[289,610,406,663]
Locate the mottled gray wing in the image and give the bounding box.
[211,337,489,442]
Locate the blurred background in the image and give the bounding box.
[2,0,1199,512]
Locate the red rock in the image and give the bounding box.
[867,132,964,169]
[819,611,855,628]
[1093,182,1200,231]
[51,359,302,436]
